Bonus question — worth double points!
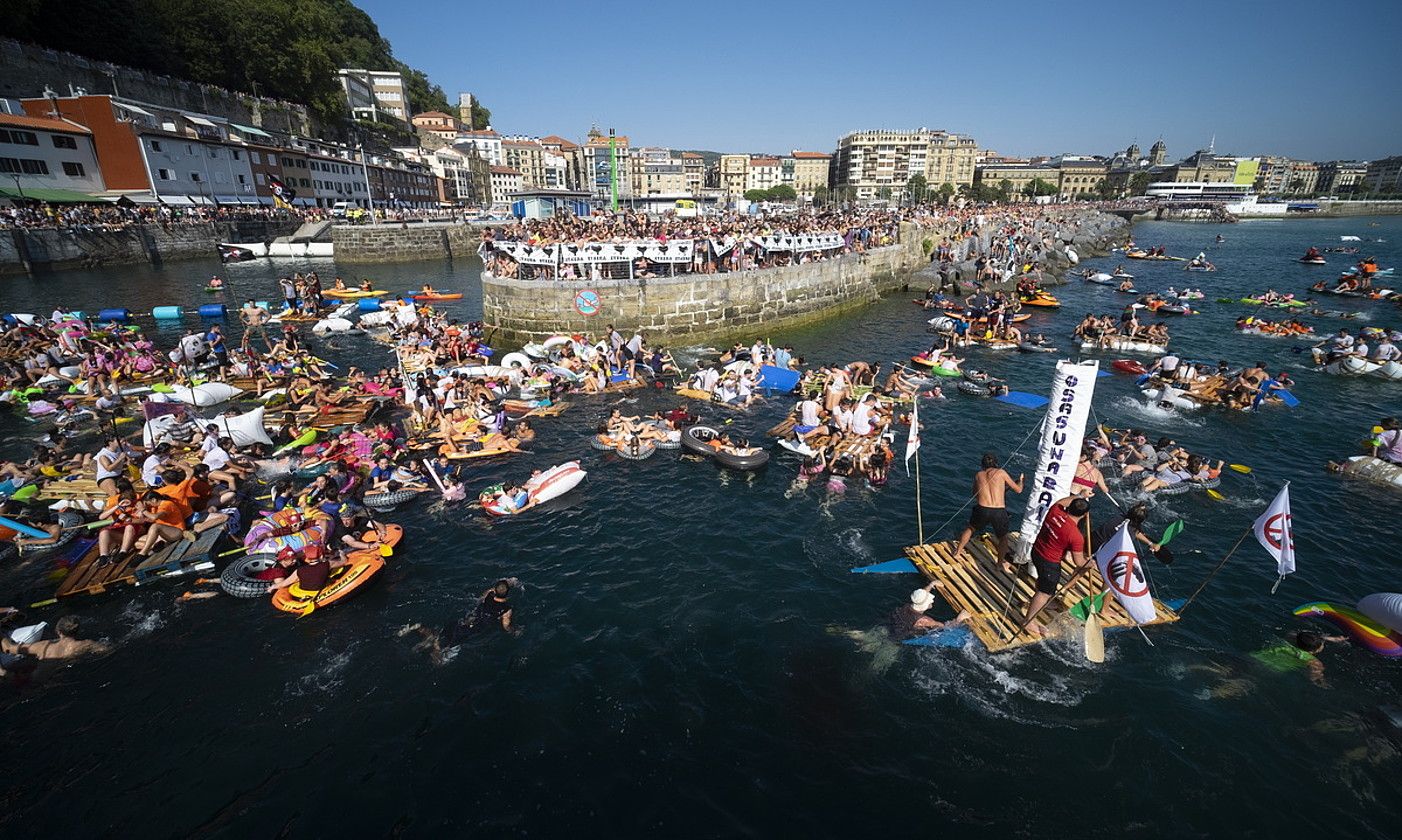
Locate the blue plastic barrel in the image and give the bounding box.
[98,308,130,322]
[152,305,183,319]
[198,303,227,318]
[357,298,381,313]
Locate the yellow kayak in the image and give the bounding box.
[323,289,388,299]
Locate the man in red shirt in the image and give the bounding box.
[1024,496,1090,635]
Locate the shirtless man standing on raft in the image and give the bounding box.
[952,452,1024,567]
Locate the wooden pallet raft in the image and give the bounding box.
[905,537,1179,654]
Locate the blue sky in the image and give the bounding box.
[359,0,1401,161]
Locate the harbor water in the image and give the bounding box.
[1,217,1399,837]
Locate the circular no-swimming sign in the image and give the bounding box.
[1261,513,1293,552]
[1107,551,1148,599]
[574,288,600,316]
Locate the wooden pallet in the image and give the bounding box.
[905,537,1179,653]
[54,541,140,598]
[133,528,220,582]
[524,401,570,418]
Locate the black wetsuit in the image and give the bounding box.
[442,594,511,645]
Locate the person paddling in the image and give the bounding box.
[1023,497,1090,637]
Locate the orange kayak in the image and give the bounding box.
[412,292,463,301]
[270,525,403,616]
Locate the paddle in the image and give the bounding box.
[1084,606,1105,663]
[1227,464,1252,474]
[217,545,249,558]
[1159,520,1186,545]
[1205,488,1226,501]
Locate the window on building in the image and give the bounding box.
[186,145,194,155]
[51,135,78,150]
[255,173,265,185]
[0,130,40,146]
[237,174,246,184]
[190,172,202,182]
[250,151,261,165]
[232,150,241,161]
[0,158,20,173]
[19,159,50,175]
[157,168,173,180]
[62,161,85,177]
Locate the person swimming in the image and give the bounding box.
[400,579,519,663]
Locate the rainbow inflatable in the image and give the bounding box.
[1293,602,1402,658]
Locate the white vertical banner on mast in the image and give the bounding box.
[1014,360,1101,565]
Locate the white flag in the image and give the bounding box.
[1253,483,1295,578]
[1095,521,1157,625]
[904,398,920,475]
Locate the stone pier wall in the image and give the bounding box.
[481,212,1129,344]
[0,220,299,274]
[331,222,486,263]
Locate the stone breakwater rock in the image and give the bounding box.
[912,210,1129,292]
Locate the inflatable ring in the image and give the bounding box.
[957,380,991,397]
[712,446,770,470]
[590,435,618,451]
[615,441,657,460]
[1151,476,1220,496]
[221,553,280,598]
[681,424,722,457]
[362,489,420,510]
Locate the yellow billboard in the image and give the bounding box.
[1234,159,1260,186]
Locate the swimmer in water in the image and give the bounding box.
[400,579,518,663]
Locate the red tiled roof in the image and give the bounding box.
[0,113,90,134]
[490,165,522,175]
[462,129,500,137]
[540,135,579,150]
[681,152,703,159]
[790,151,830,159]
[749,157,780,166]
[412,111,453,120]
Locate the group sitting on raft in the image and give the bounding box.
[1073,310,1171,348]
[1236,315,1314,337]
[1085,427,1224,496]
[771,375,901,488]
[1308,327,1402,366]
[1141,353,1294,411]
[682,339,800,407]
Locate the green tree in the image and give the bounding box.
[877,186,893,201]
[766,184,797,201]
[906,173,928,204]
[1022,178,1058,198]
[1128,171,1152,196]
[937,182,956,204]
[996,179,1013,203]
[470,100,493,130]
[1093,179,1117,200]
[743,189,769,202]
[812,185,830,205]
[5,0,455,132]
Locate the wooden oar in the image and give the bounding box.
[1084,606,1105,663]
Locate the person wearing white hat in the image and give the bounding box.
[888,580,970,641]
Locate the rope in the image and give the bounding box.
[920,414,1041,544]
